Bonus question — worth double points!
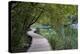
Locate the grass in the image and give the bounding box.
[39,26,78,50]
[31,23,78,50]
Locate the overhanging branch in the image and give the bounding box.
[27,10,44,28]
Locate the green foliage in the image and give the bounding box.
[10,1,44,52]
[11,2,33,52]
[10,1,78,52]
[31,3,78,50]
[35,25,78,50]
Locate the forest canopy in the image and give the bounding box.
[10,1,78,52]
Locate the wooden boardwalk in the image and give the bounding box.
[27,29,52,52]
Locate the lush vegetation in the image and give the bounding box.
[10,1,78,52]
[31,3,78,50]
[10,1,44,52]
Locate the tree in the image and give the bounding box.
[36,4,78,49]
[10,1,44,52]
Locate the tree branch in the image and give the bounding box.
[27,10,43,28]
[31,10,43,24]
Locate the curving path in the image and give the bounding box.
[27,28,52,52]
